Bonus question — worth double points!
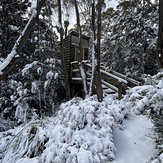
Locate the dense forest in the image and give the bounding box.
[0,0,163,162]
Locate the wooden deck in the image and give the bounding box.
[70,60,140,100]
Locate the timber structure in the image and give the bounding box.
[56,30,90,76]
[0,31,139,99]
[57,31,139,99]
[70,61,139,99]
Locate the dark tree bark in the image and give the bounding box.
[74,0,88,96]
[4,0,9,57]
[74,0,82,62]
[57,0,70,100]
[89,0,96,96]
[96,0,103,101]
[157,0,163,68]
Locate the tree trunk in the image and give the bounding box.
[16,0,46,54]
[89,0,96,96]
[96,0,103,101]
[157,0,163,68]
[5,0,9,57]
[0,0,46,76]
[74,0,88,96]
[57,0,71,100]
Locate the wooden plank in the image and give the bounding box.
[100,65,140,87]
[118,82,122,100]
[101,80,118,92]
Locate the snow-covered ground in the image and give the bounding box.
[113,114,157,163]
[0,72,163,163]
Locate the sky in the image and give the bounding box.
[67,0,118,31]
[28,0,118,35]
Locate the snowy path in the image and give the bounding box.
[112,114,158,163]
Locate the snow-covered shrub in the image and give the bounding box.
[0,58,64,127]
[0,125,23,160]
[1,96,128,163]
[123,72,163,115]
[42,96,127,163]
[21,59,64,114]
[2,120,48,163]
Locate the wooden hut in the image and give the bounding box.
[55,31,90,97]
[56,31,90,79]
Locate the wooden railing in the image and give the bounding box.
[70,61,139,99]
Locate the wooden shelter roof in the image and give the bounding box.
[65,30,90,40]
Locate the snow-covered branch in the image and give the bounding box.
[0,0,46,76]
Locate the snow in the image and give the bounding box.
[0,49,17,75]
[79,64,88,95]
[46,71,54,80]
[1,72,163,162]
[9,25,19,31]
[101,69,128,84]
[106,0,118,9]
[89,33,96,96]
[113,114,156,163]
[22,61,38,75]
[0,6,38,75]
[31,82,37,93]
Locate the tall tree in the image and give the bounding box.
[57,0,70,100]
[0,0,30,58]
[96,0,103,101]
[0,0,46,77]
[157,0,163,68]
[89,0,96,96]
[74,0,88,96]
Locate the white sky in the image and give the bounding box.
[28,0,118,35]
[68,0,118,31]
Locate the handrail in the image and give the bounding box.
[70,60,139,100]
[100,65,140,86]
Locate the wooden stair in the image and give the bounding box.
[70,60,140,100]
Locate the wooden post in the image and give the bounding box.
[96,0,103,101]
[58,0,70,100]
[70,63,73,79]
[118,82,122,100]
[157,0,163,68]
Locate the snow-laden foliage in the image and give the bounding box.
[1,71,163,162]
[101,0,157,78]
[123,72,163,115]
[1,96,127,163]
[122,72,163,162]
[0,0,30,58]
[2,120,48,163]
[0,58,64,128]
[0,125,23,160]
[42,96,125,163]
